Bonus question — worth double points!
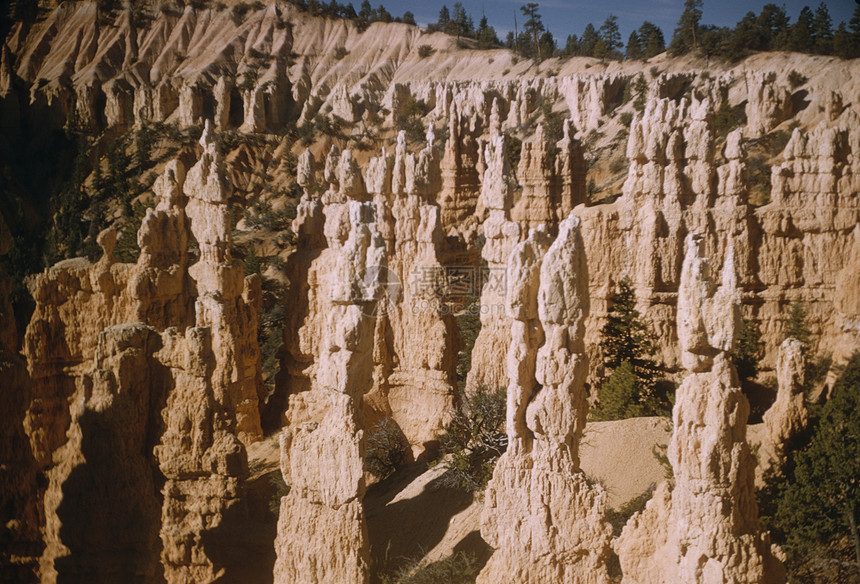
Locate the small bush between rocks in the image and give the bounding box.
[366,417,409,479]
[379,551,479,584]
[435,386,507,493]
[788,70,807,89]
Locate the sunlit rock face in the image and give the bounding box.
[3,4,859,582]
[615,235,785,584]
[478,215,613,584]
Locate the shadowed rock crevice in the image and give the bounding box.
[365,465,475,581]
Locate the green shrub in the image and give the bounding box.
[652,443,673,479]
[231,2,251,24]
[783,298,811,347]
[619,111,633,127]
[503,133,522,170]
[609,155,627,174]
[606,485,656,536]
[747,154,771,205]
[314,112,346,139]
[767,130,792,158]
[456,296,482,388]
[631,74,648,113]
[243,199,296,232]
[592,277,670,420]
[394,97,430,145]
[366,417,409,479]
[435,386,507,493]
[380,551,480,584]
[258,281,287,400]
[714,101,747,139]
[591,362,649,421]
[788,70,807,89]
[334,46,349,60]
[417,44,434,58]
[243,249,262,276]
[732,317,764,382]
[267,470,290,516]
[114,201,151,263]
[762,352,860,581]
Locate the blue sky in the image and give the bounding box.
[379,0,857,44]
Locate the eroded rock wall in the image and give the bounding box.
[20,133,261,583]
[574,97,859,376]
[274,199,384,584]
[478,215,613,584]
[614,235,784,584]
[0,214,42,582]
[281,132,459,458]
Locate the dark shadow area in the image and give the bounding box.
[229,88,244,129]
[591,192,622,206]
[743,378,777,424]
[0,354,44,582]
[791,89,810,115]
[202,93,217,123]
[55,408,163,583]
[365,463,475,582]
[203,493,277,584]
[262,246,322,434]
[451,530,492,571]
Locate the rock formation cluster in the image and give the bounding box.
[615,235,785,584]
[275,200,383,584]
[478,215,613,584]
[281,131,458,460]
[2,2,859,582]
[18,125,261,582]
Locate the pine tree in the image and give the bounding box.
[450,2,469,37]
[670,0,703,55]
[833,22,859,59]
[784,298,812,347]
[638,21,666,58]
[770,352,860,569]
[520,3,546,59]
[732,317,764,382]
[851,4,860,36]
[579,23,599,57]
[563,34,579,56]
[358,0,372,19]
[600,278,657,373]
[593,277,668,420]
[756,3,789,50]
[355,0,371,29]
[812,2,833,54]
[373,4,391,23]
[539,30,556,59]
[591,362,649,421]
[626,30,643,60]
[632,73,648,112]
[731,11,763,55]
[596,14,621,60]
[787,6,814,53]
[438,5,451,28]
[477,15,499,48]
